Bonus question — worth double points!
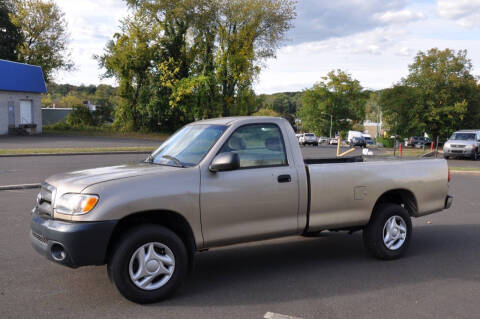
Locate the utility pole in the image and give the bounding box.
[322,112,333,138]
[329,113,333,139]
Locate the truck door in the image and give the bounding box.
[200,123,299,246]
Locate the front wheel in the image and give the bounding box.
[363,204,412,260]
[472,150,478,161]
[108,225,188,304]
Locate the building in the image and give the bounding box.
[363,120,384,139]
[0,59,47,135]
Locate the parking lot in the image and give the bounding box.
[0,142,479,318]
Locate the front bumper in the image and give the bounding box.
[30,210,117,268]
[443,148,474,157]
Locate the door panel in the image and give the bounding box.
[200,123,299,247]
[201,166,299,246]
[20,100,32,124]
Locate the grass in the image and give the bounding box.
[43,126,170,140]
[380,148,434,157]
[0,146,155,155]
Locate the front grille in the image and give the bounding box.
[452,150,464,154]
[451,144,466,148]
[36,183,56,218]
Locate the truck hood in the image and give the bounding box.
[45,163,179,193]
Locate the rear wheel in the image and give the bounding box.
[363,204,412,260]
[108,225,188,304]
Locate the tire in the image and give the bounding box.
[472,150,478,161]
[108,225,188,304]
[363,203,412,260]
[444,155,449,159]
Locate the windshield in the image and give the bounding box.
[305,134,314,137]
[450,133,476,141]
[148,124,227,167]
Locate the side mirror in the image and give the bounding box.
[209,152,240,172]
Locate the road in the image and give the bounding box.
[0,174,479,319]
[0,134,162,149]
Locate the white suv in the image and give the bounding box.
[299,133,318,146]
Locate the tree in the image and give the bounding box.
[99,0,296,132]
[298,70,367,137]
[381,48,480,138]
[216,0,296,116]
[0,0,21,60]
[10,0,73,81]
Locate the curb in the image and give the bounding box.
[0,183,41,191]
[0,150,152,158]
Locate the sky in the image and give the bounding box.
[54,0,480,94]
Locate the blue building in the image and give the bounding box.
[0,59,47,135]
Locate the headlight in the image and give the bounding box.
[466,144,474,149]
[55,193,99,215]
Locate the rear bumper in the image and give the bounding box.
[30,211,117,268]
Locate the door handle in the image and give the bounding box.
[277,174,291,183]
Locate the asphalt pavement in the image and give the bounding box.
[0,134,162,149]
[0,174,479,318]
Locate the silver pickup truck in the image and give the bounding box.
[31,116,453,303]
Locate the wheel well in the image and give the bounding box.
[373,189,418,217]
[105,210,197,267]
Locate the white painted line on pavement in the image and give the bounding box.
[264,312,303,319]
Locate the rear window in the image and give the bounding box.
[305,134,314,137]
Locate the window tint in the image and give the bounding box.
[220,124,287,168]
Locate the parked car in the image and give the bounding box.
[299,133,318,146]
[347,130,363,145]
[318,136,329,144]
[31,116,452,304]
[443,130,480,160]
[406,136,431,147]
[329,137,339,145]
[351,136,366,147]
[362,134,374,145]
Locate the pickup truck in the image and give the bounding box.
[30,116,453,303]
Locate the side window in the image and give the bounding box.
[220,124,288,168]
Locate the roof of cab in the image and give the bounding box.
[192,116,283,126]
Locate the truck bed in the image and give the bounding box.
[304,158,449,232]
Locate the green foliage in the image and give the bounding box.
[260,92,301,115]
[98,0,296,132]
[377,136,394,148]
[10,0,73,81]
[381,48,480,139]
[0,0,21,60]
[253,108,280,116]
[298,70,367,137]
[65,105,96,127]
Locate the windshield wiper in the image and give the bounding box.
[162,155,185,168]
